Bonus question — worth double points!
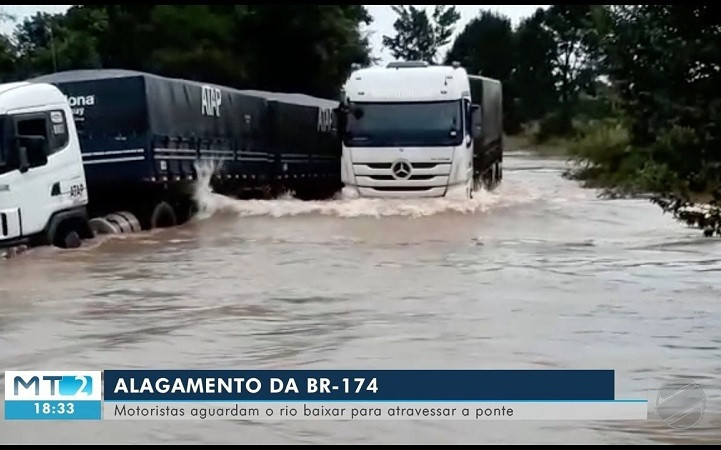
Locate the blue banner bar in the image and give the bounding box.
[5,400,102,420]
[104,370,614,401]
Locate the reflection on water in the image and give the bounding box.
[1,152,720,444]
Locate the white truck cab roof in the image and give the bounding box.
[0,81,69,114]
[343,63,471,103]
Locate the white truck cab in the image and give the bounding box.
[0,82,91,248]
[341,62,473,197]
[339,61,491,198]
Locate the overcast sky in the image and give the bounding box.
[364,5,546,65]
[1,5,546,65]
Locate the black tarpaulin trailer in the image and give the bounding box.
[31,69,341,218]
[238,89,341,197]
[468,75,503,187]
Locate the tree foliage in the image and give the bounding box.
[604,5,721,196]
[543,5,603,108]
[382,5,460,63]
[511,9,558,122]
[442,5,721,224]
[234,6,373,98]
[0,34,13,82]
[12,10,106,78]
[445,11,518,131]
[444,8,562,132]
[0,5,372,98]
[443,6,609,134]
[445,11,514,81]
[559,5,721,233]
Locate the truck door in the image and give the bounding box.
[5,110,85,239]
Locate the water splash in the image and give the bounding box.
[192,159,225,221]
[192,167,540,219]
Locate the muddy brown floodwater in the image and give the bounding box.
[1,151,719,444]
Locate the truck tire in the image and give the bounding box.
[171,200,195,225]
[116,211,142,233]
[260,184,278,200]
[151,201,177,229]
[481,167,494,191]
[89,217,120,235]
[106,212,140,234]
[481,161,502,191]
[60,231,82,249]
[52,224,82,249]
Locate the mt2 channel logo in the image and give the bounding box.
[15,375,92,396]
[5,371,102,401]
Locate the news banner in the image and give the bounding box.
[4,370,647,421]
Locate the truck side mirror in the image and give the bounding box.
[15,136,48,173]
[470,104,482,139]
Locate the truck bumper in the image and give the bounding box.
[0,236,30,249]
[353,186,448,198]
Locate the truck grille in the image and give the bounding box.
[371,186,434,192]
[357,162,441,169]
[367,175,436,181]
[411,163,440,169]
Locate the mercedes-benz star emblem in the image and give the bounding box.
[391,160,412,180]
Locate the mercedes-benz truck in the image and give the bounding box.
[338,61,502,198]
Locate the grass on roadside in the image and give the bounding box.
[504,126,572,157]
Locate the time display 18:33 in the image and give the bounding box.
[34,402,76,415]
[5,400,101,420]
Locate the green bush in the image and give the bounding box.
[650,126,704,192]
[568,119,629,168]
[535,110,574,143]
[566,121,702,196]
[574,94,615,123]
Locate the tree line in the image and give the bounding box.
[380,6,603,134]
[0,5,372,99]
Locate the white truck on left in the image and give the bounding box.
[0,81,92,249]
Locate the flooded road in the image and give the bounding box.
[1,151,720,444]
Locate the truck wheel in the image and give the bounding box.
[62,231,82,249]
[481,167,493,191]
[106,212,141,234]
[482,162,502,191]
[172,201,194,225]
[53,226,82,249]
[260,184,278,200]
[116,211,142,233]
[292,186,312,200]
[89,217,120,235]
[151,201,177,229]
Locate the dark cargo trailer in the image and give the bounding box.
[31,69,341,227]
[239,90,342,199]
[468,75,503,189]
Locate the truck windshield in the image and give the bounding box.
[344,100,463,147]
